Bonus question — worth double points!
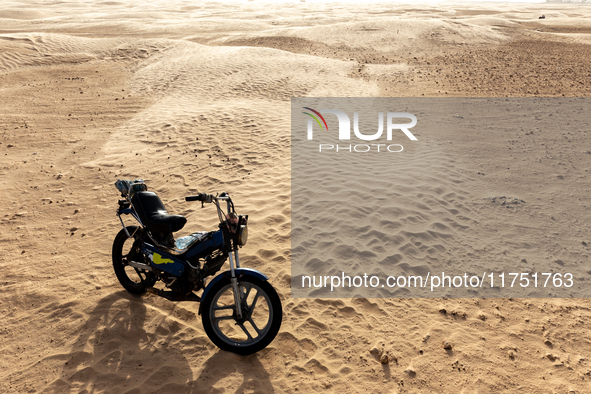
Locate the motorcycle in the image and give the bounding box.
[111,179,282,355]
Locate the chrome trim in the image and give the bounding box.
[228,253,243,319]
[231,276,243,319]
[128,260,153,271]
[234,250,241,268]
[229,252,236,277]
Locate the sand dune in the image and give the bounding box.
[1,0,591,393]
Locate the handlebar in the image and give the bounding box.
[186,192,234,223]
[185,193,230,203]
[185,194,205,202]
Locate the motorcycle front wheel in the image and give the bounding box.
[201,276,282,355]
[112,226,156,294]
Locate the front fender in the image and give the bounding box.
[198,268,268,315]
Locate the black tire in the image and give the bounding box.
[112,226,156,294]
[201,275,282,355]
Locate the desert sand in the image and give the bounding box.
[1,0,591,392]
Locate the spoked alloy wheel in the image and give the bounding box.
[201,276,282,355]
[112,226,155,294]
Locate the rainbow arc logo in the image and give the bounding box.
[302,107,328,132]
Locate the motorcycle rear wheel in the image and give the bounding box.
[201,276,282,355]
[112,226,156,294]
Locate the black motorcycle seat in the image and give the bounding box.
[131,191,186,234]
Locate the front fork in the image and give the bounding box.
[228,249,243,319]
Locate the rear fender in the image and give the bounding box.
[198,268,268,315]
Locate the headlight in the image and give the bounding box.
[237,225,248,246]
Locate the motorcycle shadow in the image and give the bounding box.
[42,291,274,393]
[42,291,192,393]
[187,351,275,394]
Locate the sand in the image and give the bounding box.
[1,0,591,392]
